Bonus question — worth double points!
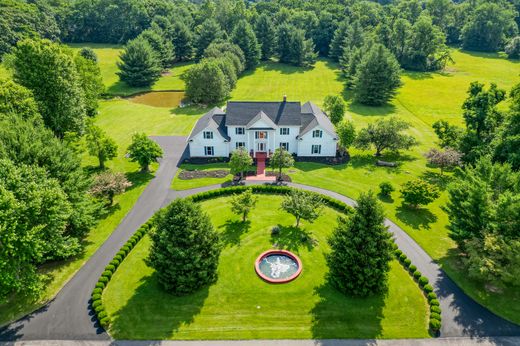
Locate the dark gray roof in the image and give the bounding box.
[300,101,337,138]
[188,107,229,140]
[226,101,302,126]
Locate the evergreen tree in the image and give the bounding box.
[277,23,294,63]
[139,28,175,68]
[183,59,230,104]
[232,20,261,70]
[147,198,221,295]
[329,22,350,62]
[12,39,86,137]
[195,19,224,60]
[172,21,194,61]
[117,37,162,87]
[353,44,401,106]
[290,29,318,67]
[327,191,393,297]
[79,47,98,62]
[255,14,276,60]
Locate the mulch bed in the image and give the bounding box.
[178,169,230,180]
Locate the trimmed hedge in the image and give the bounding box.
[429,318,441,332]
[424,284,434,293]
[430,299,440,306]
[430,305,441,314]
[409,264,417,273]
[413,271,422,279]
[418,276,429,287]
[90,218,154,331]
[403,258,412,267]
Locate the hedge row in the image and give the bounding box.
[189,185,354,215]
[90,220,154,330]
[394,248,442,335]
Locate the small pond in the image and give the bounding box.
[128,91,185,108]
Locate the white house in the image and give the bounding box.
[187,98,338,159]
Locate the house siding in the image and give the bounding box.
[188,126,229,157]
[297,126,337,157]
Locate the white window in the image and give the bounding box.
[203,131,213,139]
[255,131,268,139]
[204,146,214,156]
[311,145,322,154]
[280,128,290,135]
[280,142,289,151]
[236,142,246,149]
[235,127,245,135]
[312,129,323,138]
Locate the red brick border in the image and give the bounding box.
[254,249,303,284]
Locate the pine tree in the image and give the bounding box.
[277,23,294,63]
[353,44,401,106]
[194,19,224,60]
[232,20,261,70]
[327,191,394,296]
[255,14,276,60]
[139,28,175,68]
[147,198,222,295]
[172,21,194,62]
[117,37,162,87]
[329,22,350,62]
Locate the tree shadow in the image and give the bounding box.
[377,193,394,204]
[396,205,438,230]
[310,282,385,339]
[421,171,454,191]
[347,100,397,117]
[270,224,317,252]
[170,104,211,116]
[259,61,311,75]
[125,171,154,191]
[218,219,251,247]
[109,273,209,339]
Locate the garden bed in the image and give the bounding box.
[179,169,230,180]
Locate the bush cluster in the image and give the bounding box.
[395,249,442,334]
[90,220,154,330]
[189,185,354,215]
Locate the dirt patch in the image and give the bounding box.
[179,169,230,180]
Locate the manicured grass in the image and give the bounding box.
[67,43,193,96]
[104,195,429,339]
[171,163,232,190]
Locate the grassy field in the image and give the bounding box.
[67,43,193,96]
[104,195,429,339]
[171,163,233,190]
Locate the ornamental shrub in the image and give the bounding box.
[92,288,102,295]
[92,299,102,308]
[94,304,105,313]
[404,258,412,267]
[418,276,429,286]
[105,264,115,272]
[100,317,110,328]
[97,311,107,319]
[428,292,438,301]
[429,318,441,331]
[98,276,109,284]
[430,305,441,314]
[379,181,394,197]
[95,282,105,289]
[110,259,120,267]
[430,299,440,306]
[395,249,403,257]
[91,293,101,301]
[424,284,434,293]
[102,270,112,279]
[147,198,222,295]
[409,265,417,273]
[430,312,441,321]
[413,271,422,279]
[399,253,407,262]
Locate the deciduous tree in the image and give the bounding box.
[183,59,230,104]
[85,121,118,169]
[281,190,323,227]
[323,95,346,125]
[270,147,294,181]
[229,148,253,180]
[230,188,257,222]
[400,179,440,208]
[127,133,163,172]
[336,120,356,155]
[355,117,417,156]
[90,171,131,206]
[424,148,462,175]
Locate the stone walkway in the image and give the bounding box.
[1,136,519,342]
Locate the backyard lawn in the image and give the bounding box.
[104,195,429,339]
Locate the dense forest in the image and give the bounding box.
[1,0,520,310]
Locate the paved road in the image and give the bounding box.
[0,137,188,341]
[2,136,520,341]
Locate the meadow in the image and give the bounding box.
[104,195,429,339]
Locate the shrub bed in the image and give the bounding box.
[394,250,442,335]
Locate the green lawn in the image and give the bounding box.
[171,163,233,190]
[104,195,429,339]
[67,43,193,96]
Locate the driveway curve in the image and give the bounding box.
[2,136,520,340]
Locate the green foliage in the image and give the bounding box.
[400,179,440,208]
[183,59,230,104]
[424,148,462,175]
[379,181,394,197]
[117,37,162,87]
[414,271,422,279]
[139,28,175,68]
[270,147,294,181]
[74,54,104,116]
[229,148,253,180]
[147,198,222,295]
[231,20,261,70]
[418,276,429,286]
[424,285,434,294]
[430,305,441,314]
[204,41,246,75]
[355,117,417,156]
[493,83,520,170]
[323,95,345,125]
[353,44,401,106]
[255,14,276,60]
[172,21,194,62]
[86,120,118,169]
[506,37,520,59]
[276,23,317,67]
[327,191,394,297]
[336,120,356,154]
[432,120,463,149]
[461,2,517,52]
[0,78,41,124]
[429,317,441,331]
[195,19,224,60]
[12,39,86,137]
[90,171,132,206]
[281,190,323,227]
[230,188,257,222]
[79,47,98,62]
[127,132,163,172]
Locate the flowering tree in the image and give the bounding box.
[425,148,462,175]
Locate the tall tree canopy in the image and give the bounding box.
[232,20,261,70]
[117,37,162,87]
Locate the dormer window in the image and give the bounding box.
[203,131,213,139]
[235,127,245,135]
[280,128,290,135]
[312,129,323,138]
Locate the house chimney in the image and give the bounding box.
[283,95,287,102]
